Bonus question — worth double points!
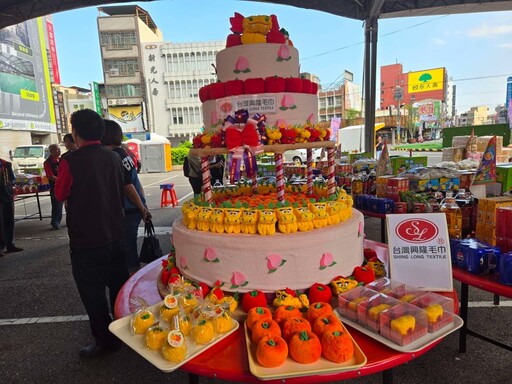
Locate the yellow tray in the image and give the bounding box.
[245,312,367,381]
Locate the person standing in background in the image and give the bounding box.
[55,109,128,358]
[61,133,78,159]
[209,154,225,186]
[101,119,152,274]
[43,144,63,230]
[375,135,384,160]
[0,158,23,257]
[187,152,203,195]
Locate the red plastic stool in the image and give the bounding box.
[160,183,178,208]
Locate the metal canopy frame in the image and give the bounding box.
[1,0,511,151]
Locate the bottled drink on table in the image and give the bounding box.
[351,173,363,196]
[441,191,462,239]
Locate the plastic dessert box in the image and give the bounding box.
[367,278,426,303]
[357,292,399,332]
[379,302,428,346]
[337,286,379,322]
[410,292,454,333]
[366,278,405,296]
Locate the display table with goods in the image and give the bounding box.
[12,173,51,221]
[113,239,460,384]
[450,237,512,353]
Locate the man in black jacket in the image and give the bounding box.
[55,109,128,358]
[0,158,23,257]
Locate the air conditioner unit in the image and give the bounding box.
[109,68,120,76]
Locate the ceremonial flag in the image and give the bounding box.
[375,139,392,177]
[472,135,496,185]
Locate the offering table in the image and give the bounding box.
[115,240,458,384]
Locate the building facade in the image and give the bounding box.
[97,5,163,133]
[142,40,224,146]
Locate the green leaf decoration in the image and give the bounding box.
[234,70,241,74]
[242,68,251,73]
[279,106,288,111]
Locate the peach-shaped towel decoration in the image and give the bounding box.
[320,252,336,270]
[277,45,291,61]
[179,256,188,270]
[234,56,250,73]
[267,253,287,273]
[280,94,296,109]
[230,271,248,288]
[204,247,219,263]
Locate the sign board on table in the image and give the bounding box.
[386,213,453,292]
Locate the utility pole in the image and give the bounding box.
[394,86,403,143]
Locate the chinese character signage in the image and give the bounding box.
[387,213,453,291]
[407,68,445,94]
[215,95,277,117]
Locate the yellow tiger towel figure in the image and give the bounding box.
[294,206,315,232]
[182,200,195,227]
[196,207,213,232]
[309,202,329,229]
[257,206,277,236]
[276,206,298,234]
[209,208,225,234]
[224,207,243,234]
[240,208,259,234]
[325,200,342,225]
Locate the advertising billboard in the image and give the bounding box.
[0,17,56,132]
[108,105,143,132]
[407,67,445,94]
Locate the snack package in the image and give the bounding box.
[129,297,156,335]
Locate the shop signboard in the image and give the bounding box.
[387,213,453,291]
[0,17,56,132]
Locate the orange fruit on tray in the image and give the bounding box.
[256,336,289,368]
[281,316,312,342]
[289,330,322,364]
[246,307,272,331]
[312,314,343,338]
[307,302,333,326]
[251,319,282,344]
[273,305,302,325]
[321,330,354,363]
[191,319,215,344]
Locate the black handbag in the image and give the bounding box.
[139,220,163,264]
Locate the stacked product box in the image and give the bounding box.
[390,156,428,174]
[496,163,512,194]
[284,165,306,177]
[459,172,475,190]
[376,175,395,198]
[439,177,460,192]
[475,197,512,245]
[495,206,512,253]
[354,195,394,214]
[386,177,409,202]
[450,238,500,274]
[409,178,440,192]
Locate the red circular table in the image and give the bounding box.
[115,239,458,384]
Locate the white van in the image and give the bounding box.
[11,145,49,174]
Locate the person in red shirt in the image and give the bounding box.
[43,144,62,230]
[55,109,128,358]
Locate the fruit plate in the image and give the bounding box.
[109,303,239,372]
[336,309,463,353]
[244,312,367,381]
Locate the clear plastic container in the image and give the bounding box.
[440,191,462,239]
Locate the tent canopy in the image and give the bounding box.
[1,0,511,30]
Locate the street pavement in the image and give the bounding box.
[0,171,510,384]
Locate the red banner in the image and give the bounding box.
[46,20,60,84]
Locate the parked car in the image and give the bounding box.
[283,148,326,165]
[11,145,49,173]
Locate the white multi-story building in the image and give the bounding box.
[142,41,225,146]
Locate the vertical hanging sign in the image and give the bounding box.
[92,81,102,115]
